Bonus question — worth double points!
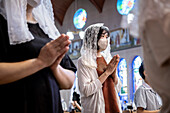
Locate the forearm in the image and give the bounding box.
[51,65,75,89]
[75,102,81,111]
[144,110,160,113]
[111,72,118,85]
[98,71,109,84]
[137,109,160,113]
[0,58,46,85]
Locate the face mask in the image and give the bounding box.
[98,38,108,51]
[27,0,42,8]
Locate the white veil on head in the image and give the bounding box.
[80,23,112,68]
[33,0,60,40]
[0,0,60,45]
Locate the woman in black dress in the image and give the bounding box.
[0,0,76,113]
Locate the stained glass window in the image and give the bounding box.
[132,56,142,100]
[117,58,128,102]
[73,8,87,29]
[117,0,136,15]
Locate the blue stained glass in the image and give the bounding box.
[117,0,136,15]
[117,58,128,102]
[131,56,142,100]
[73,8,87,29]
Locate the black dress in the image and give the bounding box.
[0,15,77,113]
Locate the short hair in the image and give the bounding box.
[139,62,145,80]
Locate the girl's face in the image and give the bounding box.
[100,30,109,39]
[98,30,109,52]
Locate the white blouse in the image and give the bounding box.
[77,57,122,113]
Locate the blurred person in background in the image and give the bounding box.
[134,62,162,113]
[122,100,128,111]
[72,90,81,112]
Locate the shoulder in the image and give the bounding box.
[136,85,146,93]
[134,85,147,109]
[78,57,95,70]
[78,57,85,63]
[135,85,146,98]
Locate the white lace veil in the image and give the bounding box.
[0,0,60,45]
[80,23,112,68]
[121,0,170,38]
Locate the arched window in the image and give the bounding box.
[73,8,87,29]
[132,56,142,100]
[117,58,128,102]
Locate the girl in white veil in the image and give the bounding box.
[77,23,122,113]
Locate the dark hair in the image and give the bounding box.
[97,26,110,50]
[139,62,145,80]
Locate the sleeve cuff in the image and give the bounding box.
[96,79,103,89]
